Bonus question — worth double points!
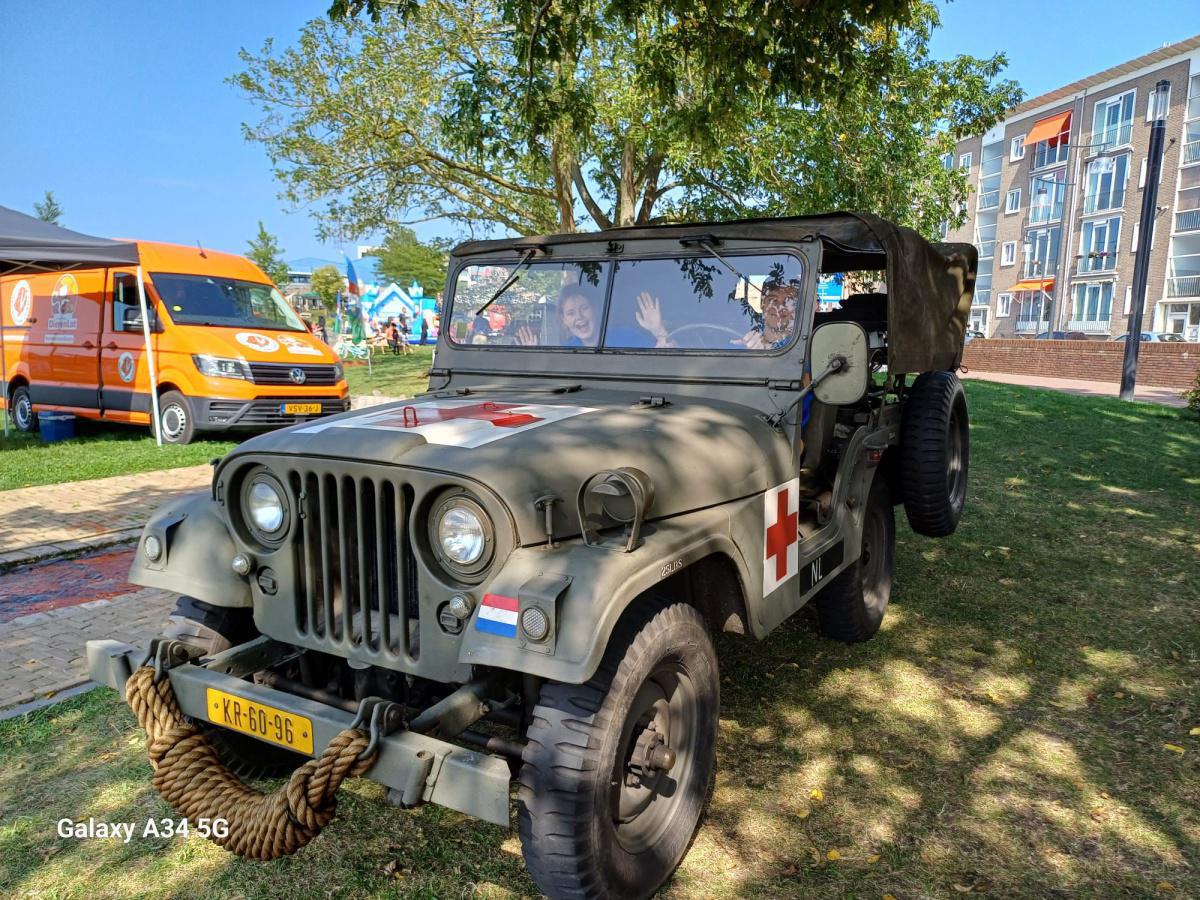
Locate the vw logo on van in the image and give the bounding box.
[289,367,307,385]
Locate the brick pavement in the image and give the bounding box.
[0,586,177,710]
[0,464,213,570]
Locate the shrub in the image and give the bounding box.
[1183,369,1200,419]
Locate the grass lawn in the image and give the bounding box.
[0,422,235,491]
[1,380,1196,898]
[343,346,435,400]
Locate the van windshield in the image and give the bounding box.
[445,252,803,351]
[151,273,306,332]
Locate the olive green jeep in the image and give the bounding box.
[88,213,976,899]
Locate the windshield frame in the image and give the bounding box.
[444,246,809,357]
[148,272,308,333]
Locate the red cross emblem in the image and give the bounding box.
[763,478,800,594]
[375,401,543,431]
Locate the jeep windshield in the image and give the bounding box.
[151,273,307,332]
[446,252,803,351]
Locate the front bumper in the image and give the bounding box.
[85,639,511,827]
[193,396,350,431]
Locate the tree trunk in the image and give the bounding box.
[550,137,576,233]
[617,141,637,227]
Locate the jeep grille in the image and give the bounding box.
[287,468,419,664]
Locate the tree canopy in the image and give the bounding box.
[246,221,290,286]
[372,228,448,295]
[309,264,344,312]
[33,191,63,225]
[236,1,1019,240]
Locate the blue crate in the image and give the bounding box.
[38,411,76,443]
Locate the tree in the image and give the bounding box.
[309,265,344,314]
[237,1,1019,240]
[374,228,448,293]
[246,221,290,286]
[33,191,63,225]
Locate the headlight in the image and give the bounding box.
[193,354,249,379]
[332,362,345,382]
[245,477,287,539]
[430,494,494,579]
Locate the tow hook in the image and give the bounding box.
[348,697,405,761]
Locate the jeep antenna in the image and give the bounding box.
[195,240,207,259]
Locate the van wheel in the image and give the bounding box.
[519,601,718,900]
[162,596,305,780]
[157,391,195,444]
[9,385,36,433]
[814,475,895,642]
[899,371,969,536]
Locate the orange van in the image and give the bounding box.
[1,241,349,444]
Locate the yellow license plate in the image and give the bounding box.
[205,688,314,754]
[282,402,322,415]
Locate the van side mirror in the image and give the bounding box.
[809,322,870,405]
[122,307,162,334]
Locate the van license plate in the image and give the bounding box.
[205,688,314,754]
[282,402,322,415]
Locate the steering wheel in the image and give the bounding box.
[666,323,746,349]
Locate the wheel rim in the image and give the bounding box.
[609,657,701,854]
[161,403,186,440]
[946,404,967,510]
[14,393,31,430]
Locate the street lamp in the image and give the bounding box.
[1120,78,1171,401]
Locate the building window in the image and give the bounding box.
[1092,90,1135,152]
[940,152,954,170]
[1124,285,1133,315]
[1010,135,1026,161]
[997,293,1012,317]
[1083,154,1129,214]
[1079,217,1121,273]
[1130,222,1140,252]
[938,220,949,240]
[1001,241,1017,266]
[969,308,989,334]
[1005,189,1021,213]
[1030,171,1067,224]
[1024,226,1061,280]
[1032,121,1070,169]
[1146,83,1171,122]
[960,152,973,170]
[1070,282,1115,329]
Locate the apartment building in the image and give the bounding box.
[946,35,1200,341]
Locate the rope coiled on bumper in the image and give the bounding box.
[126,667,377,860]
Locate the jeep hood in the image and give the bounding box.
[226,390,792,543]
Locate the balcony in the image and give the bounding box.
[1183,141,1200,166]
[1090,123,1133,154]
[1167,275,1200,298]
[1176,209,1200,233]
[977,191,1000,211]
[1077,250,1118,274]
[1015,319,1040,332]
[1083,191,1125,215]
[1067,319,1112,333]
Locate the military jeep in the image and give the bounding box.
[88,213,975,899]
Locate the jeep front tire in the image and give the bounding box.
[518,601,719,900]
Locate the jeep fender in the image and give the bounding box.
[457,502,755,683]
[127,491,252,608]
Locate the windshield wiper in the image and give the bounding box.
[474,248,539,317]
[694,238,759,298]
[444,384,583,396]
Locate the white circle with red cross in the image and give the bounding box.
[9,280,32,326]
[118,351,136,383]
[235,331,279,353]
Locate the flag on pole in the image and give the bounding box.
[345,255,364,296]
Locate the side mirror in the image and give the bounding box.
[123,307,162,333]
[810,322,870,405]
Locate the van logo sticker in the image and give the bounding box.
[763,478,800,596]
[294,398,596,448]
[236,332,279,353]
[289,367,306,385]
[276,334,322,356]
[48,275,79,331]
[475,593,519,638]
[9,280,32,326]
[118,352,136,383]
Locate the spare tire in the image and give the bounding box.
[899,371,968,537]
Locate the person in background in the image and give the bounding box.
[420,314,429,345]
[386,318,400,355]
[517,285,674,348]
[316,317,330,345]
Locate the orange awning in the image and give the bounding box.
[1011,278,1055,293]
[1026,111,1071,145]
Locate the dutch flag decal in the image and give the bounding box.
[475,593,519,638]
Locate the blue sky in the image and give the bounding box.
[1,0,1197,261]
